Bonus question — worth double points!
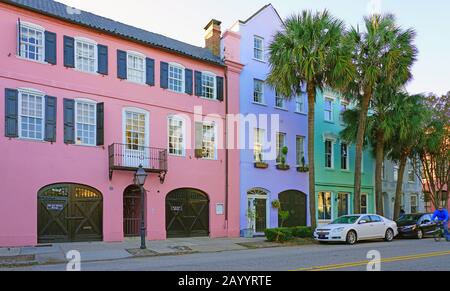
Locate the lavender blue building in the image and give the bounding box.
[226,5,310,236]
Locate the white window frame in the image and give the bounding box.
[167,115,186,157]
[254,128,265,162]
[276,132,286,164]
[201,71,217,100]
[341,143,350,171]
[253,79,265,104]
[253,36,264,62]
[17,88,45,141]
[361,193,368,214]
[295,94,306,114]
[408,166,415,183]
[296,136,305,167]
[393,164,399,181]
[318,191,333,221]
[168,62,185,93]
[340,101,348,124]
[275,91,285,109]
[126,51,146,84]
[324,97,334,122]
[74,37,98,74]
[17,21,45,63]
[75,98,97,146]
[201,121,218,160]
[410,194,418,213]
[325,139,334,169]
[122,107,150,148]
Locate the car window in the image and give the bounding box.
[370,215,382,223]
[420,215,432,224]
[360,215,372,223]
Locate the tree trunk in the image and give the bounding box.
[354,91,372,214]
[393,153,407,220]
[375,130,385,216]
[307,83,317,229]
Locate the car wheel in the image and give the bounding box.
[385,228,394,242]
[416,229,423,240]
[346,231,357,245]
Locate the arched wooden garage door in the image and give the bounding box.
[278,190,307,227]
[166,189,209,238]
[38,184,103,243]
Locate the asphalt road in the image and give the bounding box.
[4,238,450,271]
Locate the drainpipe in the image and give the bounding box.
[224,65,229,231]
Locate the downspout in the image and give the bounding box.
[224,65,229,230]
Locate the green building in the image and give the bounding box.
[314,89,376,225]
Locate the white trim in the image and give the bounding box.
[324,97,334,122]
[167,115,186,157]
[337,192,352,217]
[360,193,369,214]
[74,37,98,74]
[295,94,306,114]
[168,62,185,93]
[317,191,334,222]
[200,121,218,160]
[253,35,265,62]
[200,71,217,100]
[17,21,45,63]
[17,88,45,141]
[253,79,265,104]
[74,98,97,146]
[325,139,335,169]
[247,188,271,233]
[340,142,350,171]
[122,107,150,147]
[126,51,146,84]
[19,21,45,32]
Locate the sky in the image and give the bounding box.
[57,0,450,96]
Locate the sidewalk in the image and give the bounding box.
[0,237,270,267]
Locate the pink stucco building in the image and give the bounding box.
[0,0,243,247]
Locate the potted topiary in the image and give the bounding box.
[242,208,256,238]
[276,146,290,170]
[254,153,269,169]
[297,157,309,172]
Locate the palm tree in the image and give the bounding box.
[344,14,417,213]
[387,94,428,220]
[267,11,353,228]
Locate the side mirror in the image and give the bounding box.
[359,220,368,224]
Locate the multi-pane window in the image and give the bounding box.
[127,53,145,84]
[324,98,333,122]
[75,100,96,146]
[325,140,333,168]
[408,166,415,182]
[169,64,184,93]
[168,117,184,156]
[361,194,368,214]
[19,23,44,62]
[296,136,305,166]
[410,195,418,213]
[201,72,216,99]
[125,111,146,150]
[75,39,97,73]
[296,94,305,113]
[276,132,286,164]
[19,90,44,140]
[202,123,216,160]
[253,36,264,61]
[341,143,349,170]
[318,192,332,220]
[253,79,264,104]
[340,102,348,123]
[275,92,285,109]
[254,128,265,162]
[393,164,399,181]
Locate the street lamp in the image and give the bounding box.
[135,165,148,250]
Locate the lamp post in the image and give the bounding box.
[135,165,148,250]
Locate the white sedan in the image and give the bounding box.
[314,214,398,245]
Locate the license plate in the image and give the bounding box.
[318,234,327,239]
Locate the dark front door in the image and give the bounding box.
[166,189,209,238]
[278,191,307,227]
[38,184,103,243]
[123,186,141,237]
[255,199,267,233]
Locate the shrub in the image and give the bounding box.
[265,226,313,242]
[292,226,313,238]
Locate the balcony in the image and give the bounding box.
[109,143,168,183]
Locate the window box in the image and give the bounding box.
[276,164,290,171]
[254,162,269,169]
[297,165,309,173]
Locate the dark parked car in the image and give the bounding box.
[396,213,439,239]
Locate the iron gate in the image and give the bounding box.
[123,186,142,237]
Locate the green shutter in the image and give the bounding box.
[44,95,57,142]
[5,88,19,138]
[96,103,104,146]
[63,99,75,144]
[216,76,224,101]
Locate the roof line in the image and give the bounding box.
[239,3,283,25]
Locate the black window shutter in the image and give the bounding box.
[44,96,57,142]
[63,98,75,144]
[195,71,202,97]
[117,50,127,79]
[145,58,155,86]
[44,31,57,65]
[96,103,104,146]
[63,36,75,68]
[5,88,19,138]
[160,62,169,89]
[216,76,224,101]
[185,69,193,95]
[97,44,108,75]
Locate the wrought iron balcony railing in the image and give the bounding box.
[108,143,168,183]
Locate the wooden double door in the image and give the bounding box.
[38,184,103,243]
[278,190,307,227]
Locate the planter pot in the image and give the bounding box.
[254,162,269,169]
[241,229,255,238]
[276,164,290,171]
[297,166,309,173]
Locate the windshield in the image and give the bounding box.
[398,214,422,222]
[331,216,360,224]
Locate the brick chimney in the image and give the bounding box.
[204,19,222,57]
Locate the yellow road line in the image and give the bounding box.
[291,250,450,271]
